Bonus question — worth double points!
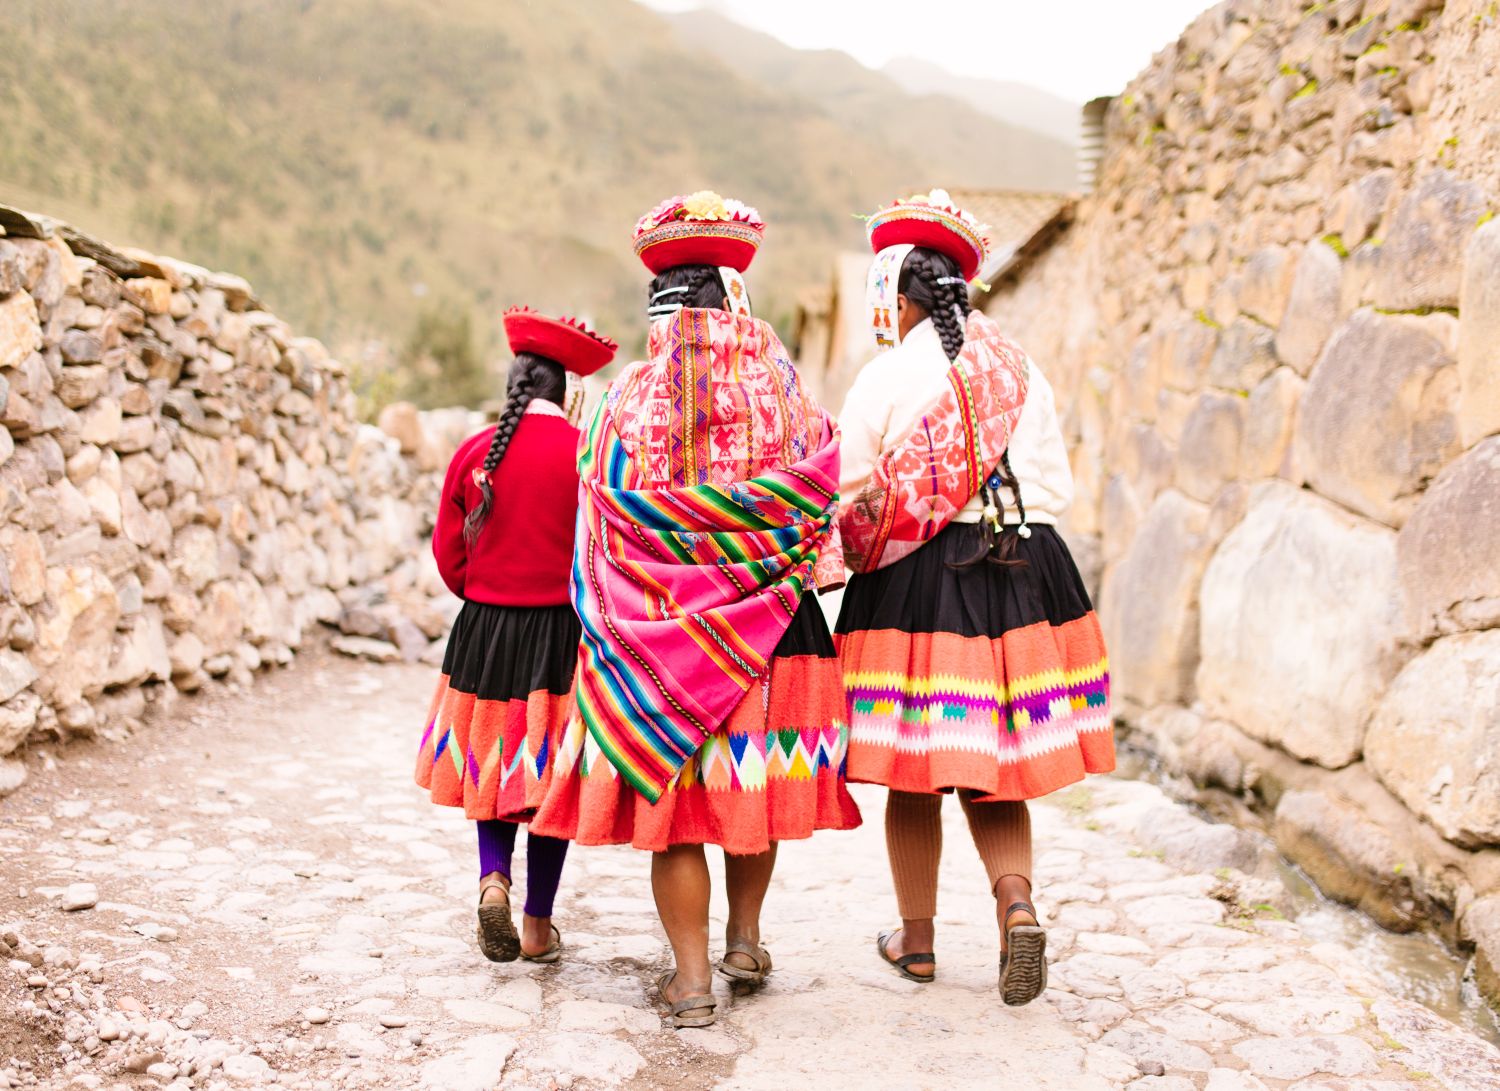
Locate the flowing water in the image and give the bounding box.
[1278,860,1500,1046]
[1112,745,1500,1047]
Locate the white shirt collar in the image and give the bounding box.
[523,399,566,419]
[899,317,941,351]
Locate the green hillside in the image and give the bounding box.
[0,0,1074,402]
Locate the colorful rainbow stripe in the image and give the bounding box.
[571,398,841,803]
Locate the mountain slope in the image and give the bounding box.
[666,11,1077,193]
[883,57,1080,146]
[0,0,1072,376]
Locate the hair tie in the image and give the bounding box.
[647,284,693,319]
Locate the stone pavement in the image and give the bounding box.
[2,654,1499,1091]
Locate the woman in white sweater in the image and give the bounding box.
[835,192,1114,1006]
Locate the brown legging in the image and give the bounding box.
[885,790,1032,920]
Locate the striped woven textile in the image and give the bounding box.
[571,397,841,802]
[839,311,1031,573]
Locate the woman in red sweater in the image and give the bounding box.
[415,306,616,964]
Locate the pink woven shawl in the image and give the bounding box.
[571,309,842,801]
[839,311,1031,573]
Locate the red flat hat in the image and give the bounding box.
[633,191,765,275]
[502,307,618,376]
[866,193,989,282]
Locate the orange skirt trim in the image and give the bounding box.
[414,673,571,822]
[532,654,863,854]
[839,615,1114,802]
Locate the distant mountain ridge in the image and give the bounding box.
[0,0,1077,372]
[665,11,1077,193]
[882,57,1080,147]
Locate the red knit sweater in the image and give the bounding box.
[432,410,582,607]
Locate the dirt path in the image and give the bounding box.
[3,653,1499,1091]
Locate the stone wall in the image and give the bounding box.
[0,210,481,795]
[985,0,1500,990]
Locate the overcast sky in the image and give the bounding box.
[640,0,1216,102]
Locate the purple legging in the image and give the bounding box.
[477,820,569,918]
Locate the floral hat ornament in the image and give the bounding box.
[864,189,991,353]
[635,191,764,321]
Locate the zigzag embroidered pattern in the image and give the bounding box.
[850,710,1112,762]
[845,657,1110,731]
[557,713,849,794]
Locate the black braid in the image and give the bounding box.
[646,263,727,315]
[900,248,1028,570]
[462,352,566,545]
[900,248,970,361]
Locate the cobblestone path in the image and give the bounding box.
[3,654,1499,1091]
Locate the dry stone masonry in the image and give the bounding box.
[0,208,480,798]
[985,0,1500,1001]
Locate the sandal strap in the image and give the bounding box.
[671,993,718,1017]
[656,971,716,1017]
[878,930,935,970]
[1004,901,1037,925]
[723,939,771,973]
[479,878,510,903]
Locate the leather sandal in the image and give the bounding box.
[655,971,718,1028]
[717,940,772,991]
[519,923,563,964]
[998,900,1046,1006]
[876,929,935,983]
[476,878,520,963]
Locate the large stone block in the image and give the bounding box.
[1371,170,1490,312]
[1294,309,1460,527]
[1100,489,1212,712]
[1464,896,1500,1009]
[1273,789,1421,932]
[0,650,38,705]
[1197,483,1402,769]
[1099,473,1143,565]
[33,564,120,706]
[104,610,172,690]
[1236,245,1296,327]
[1206,319,1277,393]
[0,290,41,371]
[170,525,220,591]
[1323,169,1395,250]
[1458,220,1500,446]
[1175,392,1244,502]
[1397,436,1500,638]
[1241,367,1305,480]
[1365,631,1500,849]
[1274,241,1342,376]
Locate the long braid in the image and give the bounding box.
[462,352,566,545]
[900,247,1027,569]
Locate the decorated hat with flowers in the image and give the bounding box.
[632,190,765,275]
[866,189,990,282]
[502,306,618,377]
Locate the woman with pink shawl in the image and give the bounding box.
[533,192,860,1028]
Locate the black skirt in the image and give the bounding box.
[441,600,581,703]
[773,592,838,659]
[834,522,1096,639]
[417,600,581,820]
[835,522,1115,801]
